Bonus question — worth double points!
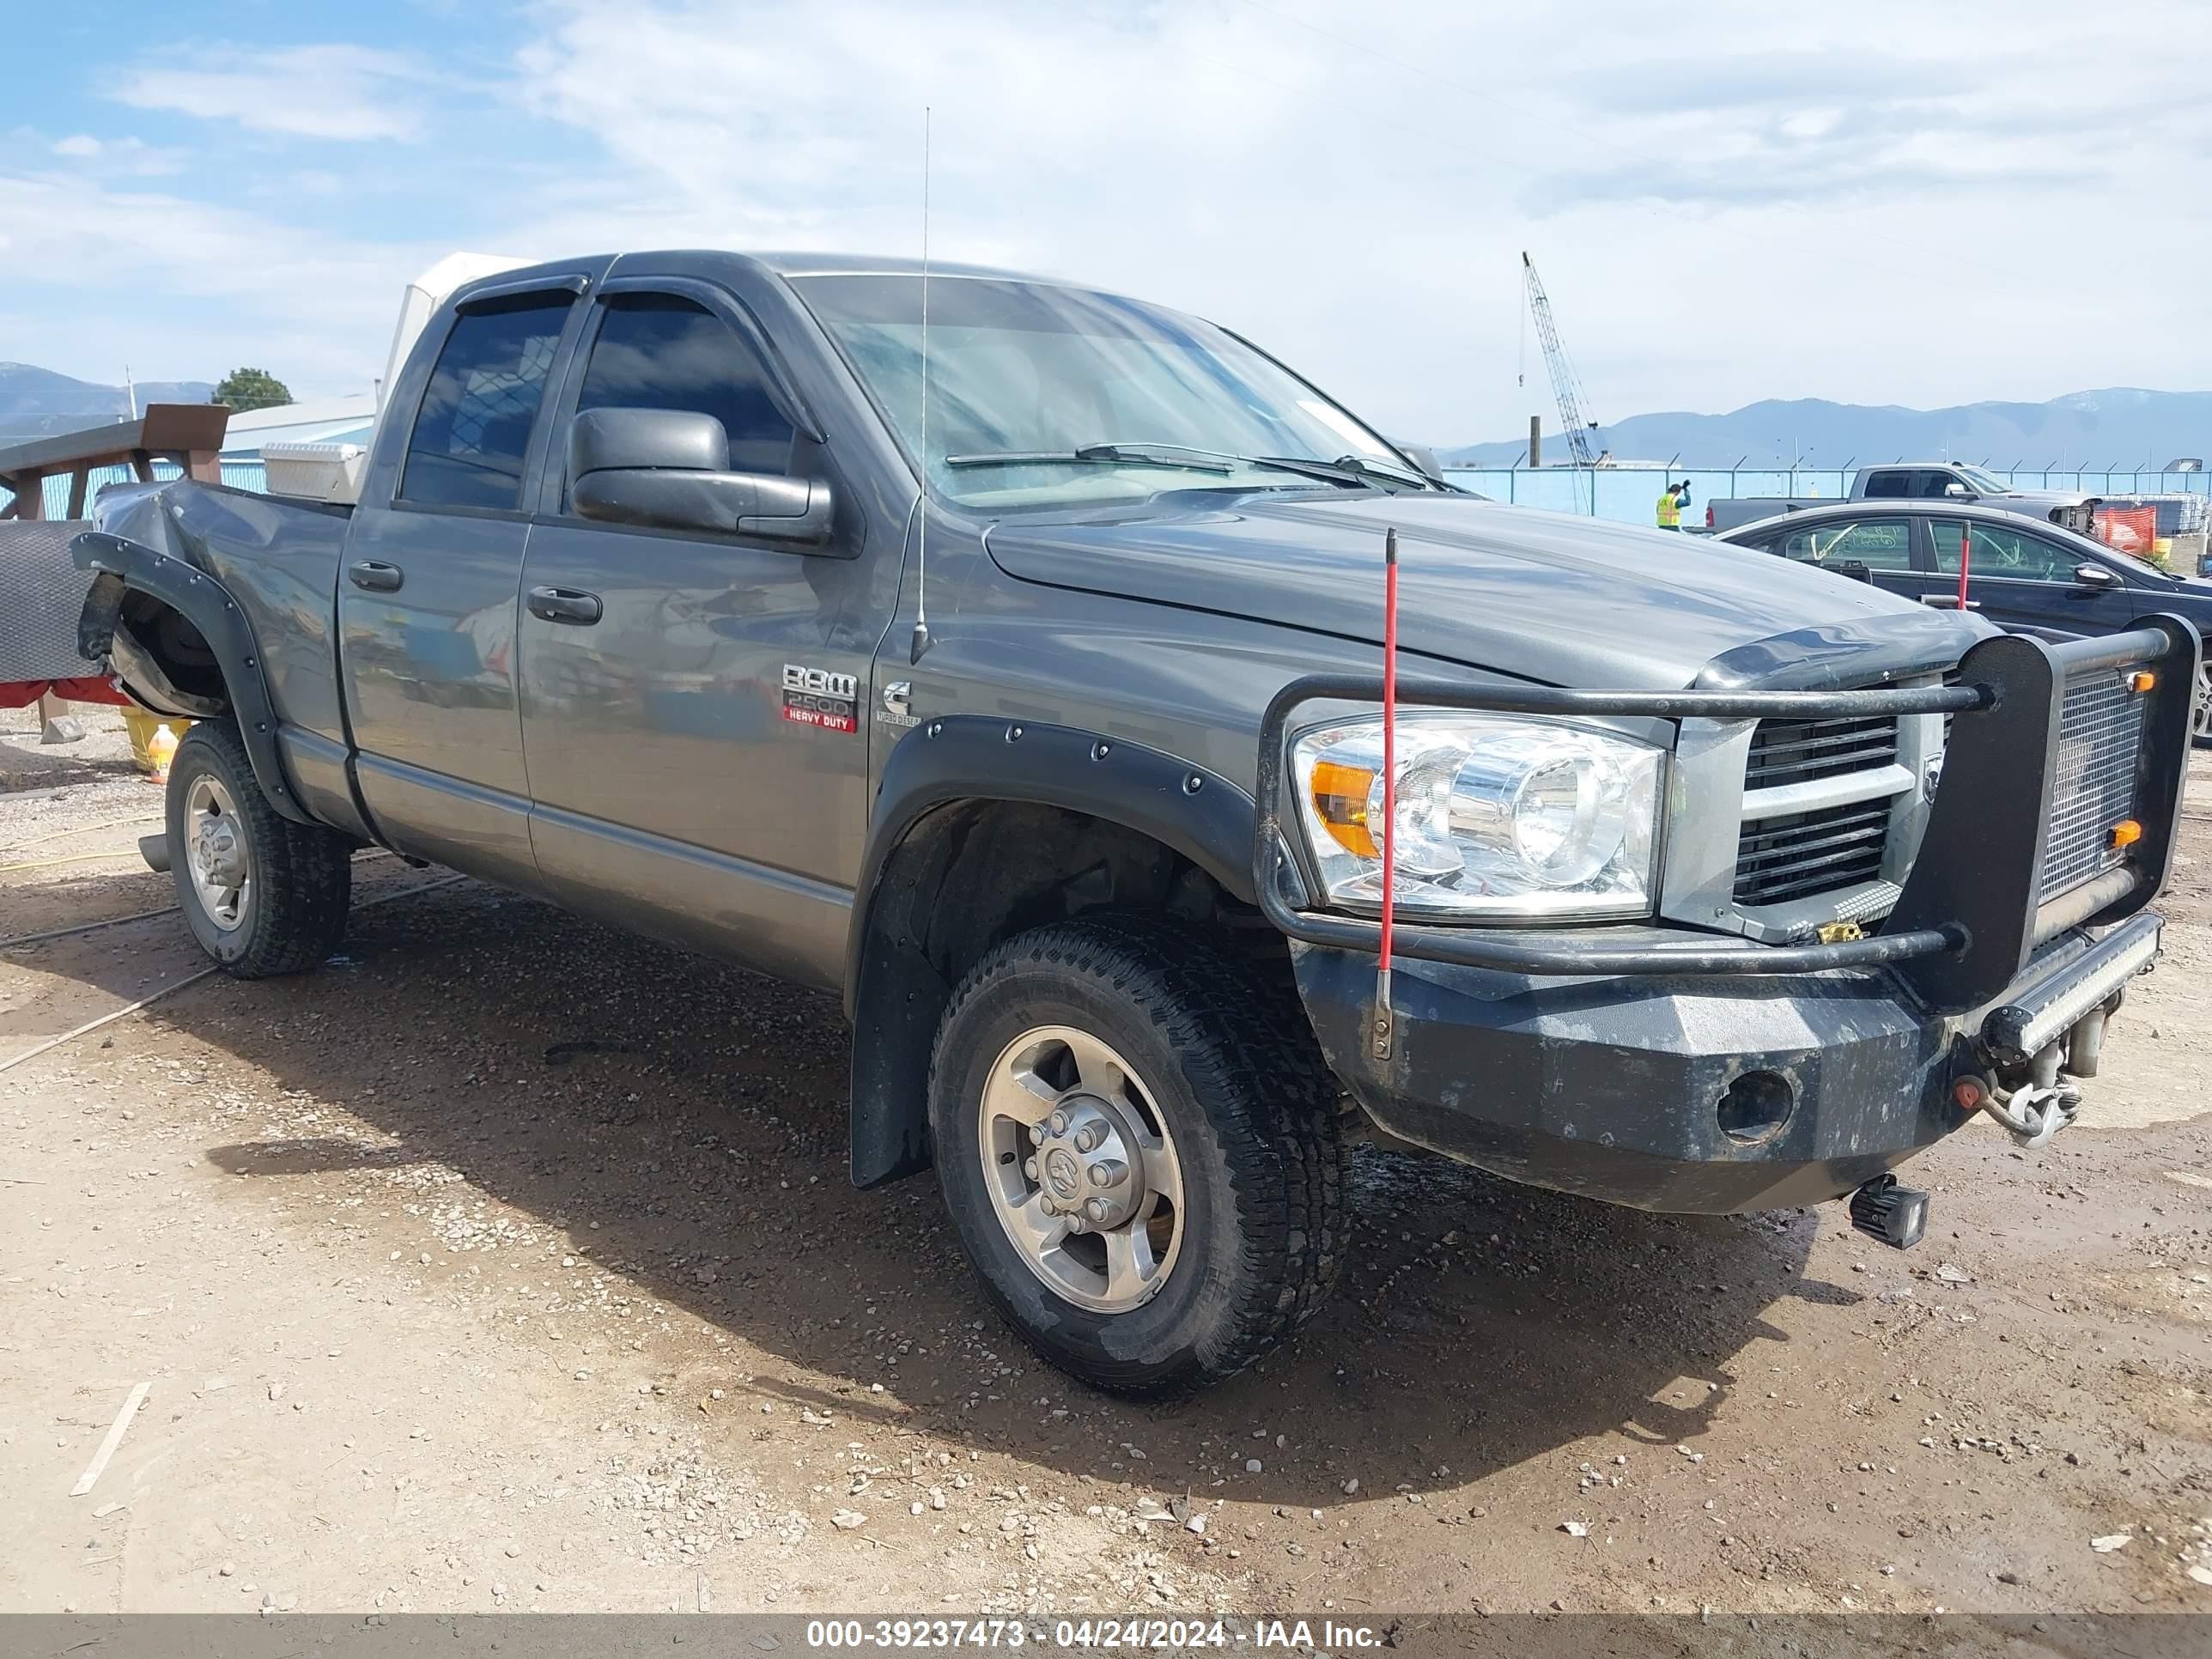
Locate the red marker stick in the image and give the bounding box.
[1374,526,1400,1060]
[1957,526,1972,611]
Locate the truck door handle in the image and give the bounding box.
[348,561,404,592]
[526,585,604,624]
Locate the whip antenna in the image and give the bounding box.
[1371,526,1401,1061]
[909,106,934,665]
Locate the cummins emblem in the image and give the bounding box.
[878,679,920,729]
[781,663,858,733]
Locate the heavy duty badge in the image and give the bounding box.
[781,664,858,733]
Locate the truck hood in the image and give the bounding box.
[986,492,1984,690]
[1981,486,2090,507]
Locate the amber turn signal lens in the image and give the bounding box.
[1309,761,1379,857]
[2110,819,2143,848]
[2130,671,2156,692]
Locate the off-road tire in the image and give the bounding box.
[167,720,352,977]
[928,915,1346,1399]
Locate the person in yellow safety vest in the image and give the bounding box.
[1656,479,1690,530]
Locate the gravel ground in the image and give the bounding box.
[3,709,2210,1623]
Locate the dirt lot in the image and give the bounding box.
[4,704,2211,1623]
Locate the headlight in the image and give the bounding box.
[1291,714,1663,921]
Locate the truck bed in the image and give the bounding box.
[83,478,355,786]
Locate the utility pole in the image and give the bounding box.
[1528,414,1542,470]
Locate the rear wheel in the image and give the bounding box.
[928,916,1345,1399]
[2194,663,2211,747]
[167,721,353,976]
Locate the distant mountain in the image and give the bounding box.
[1441,388,2212,472]
[0,363,216,443]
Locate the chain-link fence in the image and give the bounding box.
[1443,465,2212,524]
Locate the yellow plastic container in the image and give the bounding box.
[123,706,191,775]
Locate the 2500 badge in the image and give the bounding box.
[783,664,859,733]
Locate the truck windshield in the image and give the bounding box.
[1954,465,2013,494]
[792,273,1421,510]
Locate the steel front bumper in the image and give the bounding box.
[1292,911,2161,1213]
[1255,622,2197,1215]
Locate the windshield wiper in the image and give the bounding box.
[943,441,1437,492]
[944,445,1234,474]
[1080,441,1419,489]
[1245,453,1435,492]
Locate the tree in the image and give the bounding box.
[213,367,291,412]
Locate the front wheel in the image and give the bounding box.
[2194,663,2212,748]
[167,721,353,976]
[927,916,1346,1399]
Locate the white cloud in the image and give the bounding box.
[41,132,183,176]
[110,45,432,143]
[0,169,435,391]
[19,1,2212,439]
[487,0,2212,440]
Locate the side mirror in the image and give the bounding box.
[1942,482,1972,498]
[1390,441,1447,485]
[569,407,833,545]
[2075,562,2122,588]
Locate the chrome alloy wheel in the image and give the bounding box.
[184,773,252,933]
[2196,663,2211,743]
[977,1025,1185,1314]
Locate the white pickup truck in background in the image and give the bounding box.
[1705,462,2099,536]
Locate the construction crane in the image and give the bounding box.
[1521,252,1602,470]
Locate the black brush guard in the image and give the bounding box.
[1254,617,2197,1017]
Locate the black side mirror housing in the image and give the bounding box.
[1390,441,1447,485]
[568,407,834,546]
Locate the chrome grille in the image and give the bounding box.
[2039,670,2146,902]
[1735,799,1891,906]
[1743,713,1899,790]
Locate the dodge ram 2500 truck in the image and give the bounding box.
[74,252,2195,1398]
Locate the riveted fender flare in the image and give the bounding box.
[72,529,316,826]
[844,715,1257,1188]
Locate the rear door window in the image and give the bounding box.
[400,294,574,511]
[571,294,796,483]
[1773,518,1916,570]
[1929,520,2078,581]
[1859,471,1908,498]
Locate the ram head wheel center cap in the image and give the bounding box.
[1025,1097,1144,1232]
[193,820,244,889]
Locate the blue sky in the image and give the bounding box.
[4,1,2209,442]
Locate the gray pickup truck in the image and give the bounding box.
[1705,463,2100,536]
[73,252,2195,1398]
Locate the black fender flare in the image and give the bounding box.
[72,529,316,826]
[844,715,1256,1188]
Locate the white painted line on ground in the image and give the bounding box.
[0,967,221,1077]
[71,1381,150,1497]
[0,874,466,1074]
[0,904,182,951]
[0,850,408,951]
